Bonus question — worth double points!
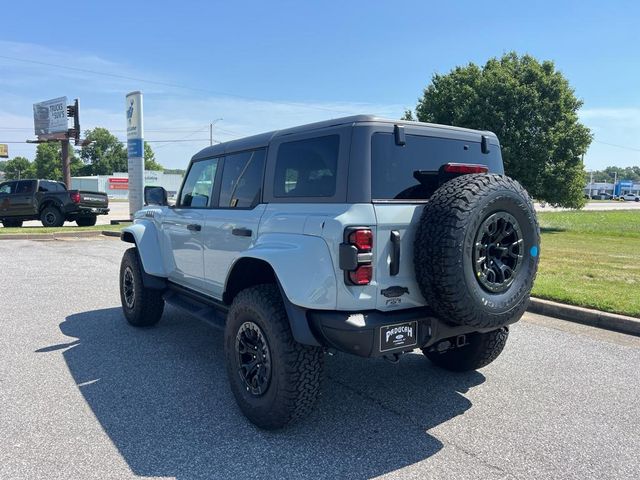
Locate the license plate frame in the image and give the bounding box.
[379,321,418,352]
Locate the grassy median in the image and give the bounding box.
[533,210,640,317]
[0,223,130,235]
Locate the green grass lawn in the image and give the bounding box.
[0,223,130,235]
[533,210,640,317]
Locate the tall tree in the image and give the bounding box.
[413,52,592,208]
[80,127,128,175]
[3,156,35,180]
[31,143,82,181]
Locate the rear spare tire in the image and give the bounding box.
[414,174,539,329]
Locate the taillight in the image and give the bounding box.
[443,163,488,174]
[349,265,373,285]
[348,229,373,251]
[70,192,81,204]
[340,227,374,285]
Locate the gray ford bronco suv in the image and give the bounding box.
[119,115,539,429]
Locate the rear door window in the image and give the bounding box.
[218,149,266,208]
[16,180,35,194]
[371,133,503,201]
[274,135,339,197]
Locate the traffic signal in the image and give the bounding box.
[67,98,81,145]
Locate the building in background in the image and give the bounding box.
[71,170,183,200]
[584,180,640,198]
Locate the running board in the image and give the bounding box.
[163,285,227,330]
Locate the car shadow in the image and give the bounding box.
[44,307,486,479]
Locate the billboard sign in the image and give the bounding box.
[0,144,8,158]
[33,97,68,136]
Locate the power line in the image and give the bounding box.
[593,140,640,152]
[0,54,363,115]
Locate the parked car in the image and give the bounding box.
[620,193,640,202]
[0,179,109,227]
[118,115,540,429]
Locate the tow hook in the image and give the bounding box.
[383,353,402,364]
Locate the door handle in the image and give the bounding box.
[187,224,202,232]
[390,230,401,276]
[232,227,252,237]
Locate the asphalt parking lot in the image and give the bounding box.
[1,238,639,480]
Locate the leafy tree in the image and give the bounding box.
[590,166,640,183]
[80,127,128,175]
[3,156,35,180]
[144,142,164,171]
[401,109,415,121]
[0,160,7,171]
[31,143,82,181]
[413,52,592,208]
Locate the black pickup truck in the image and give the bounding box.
[0,179,109,227]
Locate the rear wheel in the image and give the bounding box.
[119,247,164,327]
[423,328,509,372]
[40,206,65,227]
[76,215,97,227]
[2,219,23,228]
[224,284,324,429]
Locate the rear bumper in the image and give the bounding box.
[307,307,507,357]
[64,206,110,216]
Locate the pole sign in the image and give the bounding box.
[126,91,145,216]
[0,144,8,158]
[33,97,68,137]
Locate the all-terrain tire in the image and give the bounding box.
[119,247,164,327]
[414,174,539,329]
[423,328,509,372]
[40,205,65,227]
[225,284,324,430]
[76,215,98,227]
[2,219,23,228]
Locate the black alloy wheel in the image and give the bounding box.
[236,321,272,396]
[473,212,524,293]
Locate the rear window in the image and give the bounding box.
[371,133,503,201]
[218,149,266,208]
[274,135,339,198]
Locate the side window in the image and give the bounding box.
[39,181,56,192]
[274,135,339,197]
[0,182,16,194]
[179,158,219,208]
[16,180,35,194]
[218,149,266,208]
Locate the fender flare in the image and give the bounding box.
[121,221,169,283]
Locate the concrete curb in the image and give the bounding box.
[0,230,118,241]
[528,298,640,337]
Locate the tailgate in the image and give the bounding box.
[373,204,427,311]
[79,191,109,208]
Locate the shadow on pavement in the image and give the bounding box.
[45,307,485,479]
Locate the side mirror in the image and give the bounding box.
[144,186,168,206]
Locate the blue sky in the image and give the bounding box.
[1,0,638,170]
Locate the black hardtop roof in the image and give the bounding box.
[192,114,498,160]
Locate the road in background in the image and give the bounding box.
[1,237,639,479]
[536,201,640,211]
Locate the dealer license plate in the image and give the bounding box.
[380,321,418,352]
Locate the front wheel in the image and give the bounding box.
[224,284,324,429]
[423,328,509,372]
[2,219,23,228]
[119,248,164,326]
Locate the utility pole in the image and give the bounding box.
[61,139,71,188]
[589,170,593,198]
[210,123,213,146]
